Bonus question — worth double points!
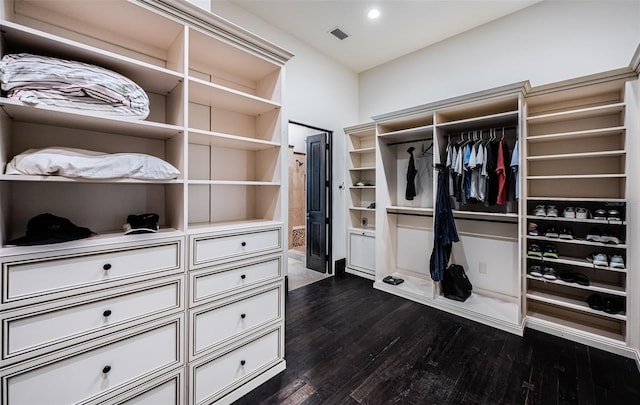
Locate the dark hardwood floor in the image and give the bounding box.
[234,274,640,405]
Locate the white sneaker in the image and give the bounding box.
[563,207,576,218]
[575,208,590,219]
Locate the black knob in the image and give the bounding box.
[241,242,247,247]
[240,360,246,366]
[102,365,111,374]
[103,310,112,317]
[241,313,246,319]
[103,263,112,271]
[241,274,246,280]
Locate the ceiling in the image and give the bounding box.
[229,0,541,73]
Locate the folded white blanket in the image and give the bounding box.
[5,147,180,180]
[0,53,150,119]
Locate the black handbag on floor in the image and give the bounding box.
[442,264,472,302]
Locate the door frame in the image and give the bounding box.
[290,120,333,274]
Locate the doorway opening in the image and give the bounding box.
[287,121,332,290]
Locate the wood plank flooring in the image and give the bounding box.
[233,274,640,405]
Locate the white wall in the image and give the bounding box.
[359,0,640,120]
[201,1,359,271]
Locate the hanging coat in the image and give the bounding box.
[406,147,417,200]
[430,166,460,281]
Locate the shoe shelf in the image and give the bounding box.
[349,167,376,171]
[527,255,627,273]
[526,126,626,143]
[526,102,625,125]
[350,207,376,212]
[349,186,376,190]
[526,275,626,297]
[526,305,626,344]
[526,150,625,161]
[526,290,626,321]
[527,197,626,203]
[526,235,627,249]
[526,215,625,225]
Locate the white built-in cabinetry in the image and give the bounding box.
[0,0,291,403]
[372,85,525,334]
[345,123,376,279]
[524,72,635,352]
[364,68,640,357]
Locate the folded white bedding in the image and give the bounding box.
[0,53,150,119]
[5,147,180,180]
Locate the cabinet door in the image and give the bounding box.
[348,232,375,272]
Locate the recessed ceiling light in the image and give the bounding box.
[367,8,380,19]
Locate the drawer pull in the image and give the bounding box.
[103,263,112,271]
[103,309,112,317]
[241,241,247,247]
[241,274,246,280]
[102,365,112,374]
[240,360,246,366]
[240,313,246,319]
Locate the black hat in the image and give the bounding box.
[8,213,94,246]
[123,213,159,235]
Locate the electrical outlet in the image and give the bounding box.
[479,262,488,274]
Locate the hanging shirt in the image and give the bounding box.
[510,139,519,200]
[477,143,487,202]
[496,140,510,205]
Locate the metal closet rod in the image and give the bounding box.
[386,137,433,146]
[448,125,518,138]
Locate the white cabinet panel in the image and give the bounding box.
[3,242,181,302]
[191,285,281,357]
[191,227,282,267]
[348,231,375,272]
[4,318,181,405]
[4,278,181,362]
[190,253,282,305]
[192,328,281,405]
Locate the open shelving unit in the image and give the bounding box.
[524,74,632,346]
[344,123,377,279]
[370,85,527,335]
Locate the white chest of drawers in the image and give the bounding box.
[187,223,286,404]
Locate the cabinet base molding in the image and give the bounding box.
[374,281,524,336]
[525,316,634,359]
[345,267,375,280]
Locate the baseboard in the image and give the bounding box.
[345,267,375,280]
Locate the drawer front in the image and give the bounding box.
[191,227,282,267]
[4,277,182,363]
[192,327,282,405]
[3,318,182,405]
[348,231,375,271]
[101,369,184,405]
[191,284,282,357]
[191,254,282,305]
[4,241,181,304]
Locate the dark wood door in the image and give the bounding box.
[306,132,327,273]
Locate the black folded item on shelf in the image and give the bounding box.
[123,213,159,235]
[383,275,404,285]
[7,213,93,246]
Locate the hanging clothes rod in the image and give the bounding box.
[386,137,433,146]
[447,126,518,138]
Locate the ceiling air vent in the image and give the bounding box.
[329,27,349,40]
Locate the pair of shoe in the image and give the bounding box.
[563,207,590,219]
[382,275,404,285]
[587,293,624,314]
[558,271,590,286]
[593,208,621,221]
[586,228,621,245]
[533,205,558,217]
[587,253,625,269]
[527,243,558,259]
[528,265,556,280]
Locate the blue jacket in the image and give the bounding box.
[430,166,459,281]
